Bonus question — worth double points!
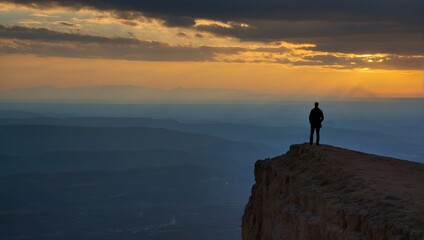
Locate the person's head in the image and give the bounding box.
[314,102,319,107]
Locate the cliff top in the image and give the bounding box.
[244,144,424,239]
[291,144,423,214]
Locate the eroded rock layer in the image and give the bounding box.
[242,144,424,240]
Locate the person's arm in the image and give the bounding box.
[309,110,313,124]
[320,110,324,122]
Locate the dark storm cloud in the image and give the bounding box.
[3,0,423,55]
[160,16,195,27]
[381,56,424,70]
[1,24,420,70]
[0,24,243,61]
[306,34,424,55]
[4,0,423,25]
[196,20,424,55]
[0,39,239,61]
[197,20,419,40]
[0,24,140,44]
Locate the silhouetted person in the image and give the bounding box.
[309,102,324,145]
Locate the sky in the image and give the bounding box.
[0,0,423,99]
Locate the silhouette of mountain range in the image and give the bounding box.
[0,85,293,103]
[0,125,275,159]
[1,116,422,162]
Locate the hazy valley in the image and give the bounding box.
[0,100,423,239]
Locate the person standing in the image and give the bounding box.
[309,102,324,145]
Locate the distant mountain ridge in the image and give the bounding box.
[0,110,45,118]
[0,149,237,176]
[0,125,276,159]
[0,85,297,103]
[1,116,422,162]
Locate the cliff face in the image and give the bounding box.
[242,144,424,240]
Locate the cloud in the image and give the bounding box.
[196,20,423,55]
[299,31,424,55]
[57,21,76,27]
[5,0,423,25]
[0,24,243,61]
[1,24,421,70]
[298,54,424,70]
[0,24,140,44]
[120,20,138,26]
[55,21,81,30]
[2,0,423,56]
[176,32,187,37]
[159,15,195,27]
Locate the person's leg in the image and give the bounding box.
[316,127,320,145]
[310,126,314,145]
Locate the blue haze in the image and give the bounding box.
[0,99,422,239]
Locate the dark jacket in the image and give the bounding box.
[309,107,324,128]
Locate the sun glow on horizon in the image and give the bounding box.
[0,2,422,99]
[0,54,422,99]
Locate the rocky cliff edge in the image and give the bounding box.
[242,144,424,240]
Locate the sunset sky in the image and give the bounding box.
[0,0,423,99]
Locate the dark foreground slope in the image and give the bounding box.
[242,144,424,240]
[0,165,244,240]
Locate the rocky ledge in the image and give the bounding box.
[242,144,424,240]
